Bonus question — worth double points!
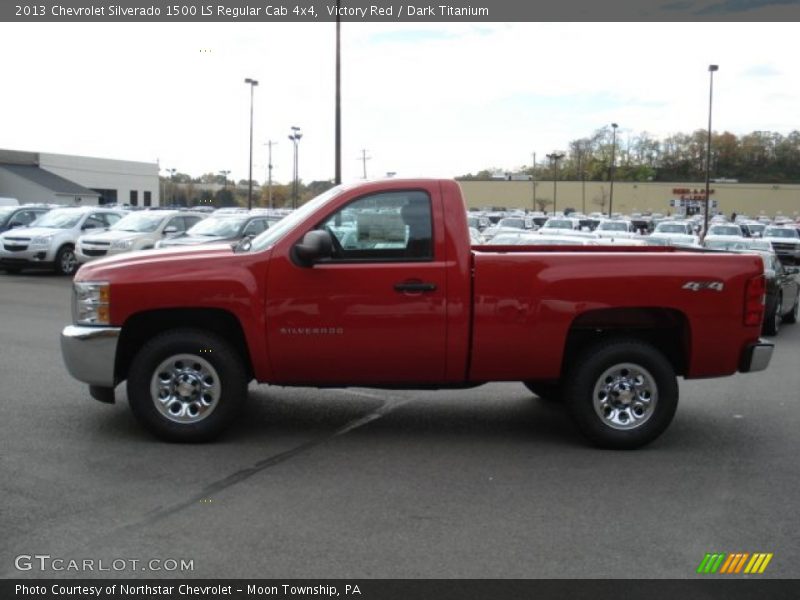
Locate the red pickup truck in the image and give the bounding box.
[61,179,773,448]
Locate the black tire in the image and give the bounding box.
[3,267,22,274]
[564,339,679,450]
[54,244,78,276]
[763,295,781,336]
[523,381,563,402]
[127,329,248,442]
[782,296,798,324]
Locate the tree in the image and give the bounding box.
[535,197,554,212]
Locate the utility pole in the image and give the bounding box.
[244,78,259,210]
[703,65,719,240]
[531,151,537,211]
[358,149,371,179]
[334,0,341,185]
[264,141,277,209]
[546,153,564,215]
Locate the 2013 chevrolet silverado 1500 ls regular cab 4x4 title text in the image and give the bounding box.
[61,179,774,448]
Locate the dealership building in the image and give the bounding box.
[0,149,159,207]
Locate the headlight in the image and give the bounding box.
[73,282,111,325]
[30,234,55,246]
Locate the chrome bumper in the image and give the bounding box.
[61,325,121,387]
[739,341,774,373]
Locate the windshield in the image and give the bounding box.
[599,222,628,231]
[543,219,573,229]
[111,212,168,233]
[656,223,688,233]
[188,216,247,237]
[31,209,82,229]
[250,186,344,252]
[709,225,742,236]
[764,227,799,239]
[498,217,525,229]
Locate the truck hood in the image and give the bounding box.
[76,243,235,280]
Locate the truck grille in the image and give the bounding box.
[770,242,800,255]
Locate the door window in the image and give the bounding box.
[320,191,433,261]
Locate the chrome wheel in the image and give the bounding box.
[592,363,658,431]
[150,354,221,424]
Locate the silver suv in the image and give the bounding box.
[0,206,127,275]
[76,210,206,264]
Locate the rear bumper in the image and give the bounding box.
[61,325,121,387]
[739,340,774,373]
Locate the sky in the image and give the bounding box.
[0,22,798,185]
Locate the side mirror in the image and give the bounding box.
[9,220,23,229]
[82,223,97,230]
[163,225,178,235]
[293,230,333,267]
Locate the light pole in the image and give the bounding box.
[219,170,230,189]
[531,151,537,211]
[546,152,564,215]
[264,141,277,210]
[335,0,342,185]
[703,65,719,239]
[244,78,259,209]
[166,168,176,205]
[288,126,302,209]
[608,123,618,217]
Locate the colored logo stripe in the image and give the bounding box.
[697,552,773,574]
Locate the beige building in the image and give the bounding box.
[458,180,800,218]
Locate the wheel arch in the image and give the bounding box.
[115,308,254,384]
[563,307,691,377]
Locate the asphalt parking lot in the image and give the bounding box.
[1,272,799,579]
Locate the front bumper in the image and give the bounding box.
[739,340,774,373]
[0,245,55,267]
[61,325,121,387]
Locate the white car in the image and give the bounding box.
[595,219,637,239]
[704,223,745,243]
[538,217,582,235]
[0,206,126,275]
[649,221,701,248]
[762,226,800,264]
[76,210,206,264]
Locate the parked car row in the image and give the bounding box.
[0,204,286,276]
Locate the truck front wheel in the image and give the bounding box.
[127,329,247,442]
[564,339,678,449]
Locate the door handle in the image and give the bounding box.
[394,281,437,293]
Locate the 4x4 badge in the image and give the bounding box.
[683,281,724,292]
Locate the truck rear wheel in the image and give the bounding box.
[127,329,247,442]
[564,339,678,449]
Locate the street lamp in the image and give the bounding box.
[334,0,342,185]
[244,78,259,209]
[166,168,176,205]
[703,65,719,239]
[546,152,565,215]
[608,123,618,217]
[264,141,277,210]
[288,126,303,209]
[219,170,230,189]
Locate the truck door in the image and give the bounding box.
[265,189,447,385]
